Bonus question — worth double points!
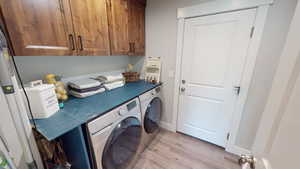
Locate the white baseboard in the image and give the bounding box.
[160,121,176,132]
[226,144,251,156]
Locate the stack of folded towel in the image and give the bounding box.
[67,74,125,98]
[68,78,105,98]
[95,74,125,91]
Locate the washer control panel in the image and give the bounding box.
[118,99,138,116]
[127,100,137,111]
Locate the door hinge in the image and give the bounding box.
[250,27,255,38]
[234,86,241,95]
[226,133,230,140]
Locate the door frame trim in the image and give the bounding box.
[177,0,274,19]
[172,1,272,155]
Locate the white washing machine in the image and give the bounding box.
[87,98,142,169]
[139,86,162,152]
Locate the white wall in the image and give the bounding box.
[236,0,297,149]
[267,52,300,169]
[269,59,300,169]
[15,55,130,82]
[252,3,300,168]
[144,0,297,150]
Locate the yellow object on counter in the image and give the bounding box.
[44,74,68,101]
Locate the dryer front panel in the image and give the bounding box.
[144,97,162,134]
[102,117,142,169]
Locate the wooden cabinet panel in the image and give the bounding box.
[128,0,146,56]
[0,0,76,56]
[107,0,130,55]
[1,0,145,56]
[69,0,110,56]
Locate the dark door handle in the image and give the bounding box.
[78,35,84,51]
[68,34,75,50]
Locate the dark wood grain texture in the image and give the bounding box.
[0,0,146,56]
[0,0,76,56]
[69,0,111,56]
[128,0,146,56]
[107,0,130,55]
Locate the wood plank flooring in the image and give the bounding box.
[133,130,240,169]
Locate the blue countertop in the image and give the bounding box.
[34,81,161,141]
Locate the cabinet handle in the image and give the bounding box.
[129,43,133,53]
[78,35,84,51]
[129,43,135,54]
[68,34,75,50]
[132,42,136,53]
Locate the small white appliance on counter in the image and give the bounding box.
[23,80,59,119]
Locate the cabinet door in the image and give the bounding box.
[107,0,130,55]
[128,0,146,56]
[69,0,111,56]
[1,0,76,56]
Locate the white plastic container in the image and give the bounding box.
[23,80,59,119]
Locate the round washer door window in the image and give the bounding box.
[102,117,142,169]
[144,97,162,134]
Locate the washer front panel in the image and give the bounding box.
[102,117,142,169]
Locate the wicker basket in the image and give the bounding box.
[122,72,140,82]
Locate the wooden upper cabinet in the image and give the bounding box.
[69,0,111,56]
[128,0,146,56]
[0,0,145,56]
[0,0,76,56]
[107,0,130,55]
[107,0,146,56]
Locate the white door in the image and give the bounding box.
[177,9,256,147]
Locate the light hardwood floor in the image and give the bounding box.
[133,130,240,169]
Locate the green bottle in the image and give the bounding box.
[0,152,11,169]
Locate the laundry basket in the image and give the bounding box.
[122,72,140,83]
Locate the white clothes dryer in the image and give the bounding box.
[139,86,162,152]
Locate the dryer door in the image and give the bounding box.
[144,97,162,134]
[102,117,142,169]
